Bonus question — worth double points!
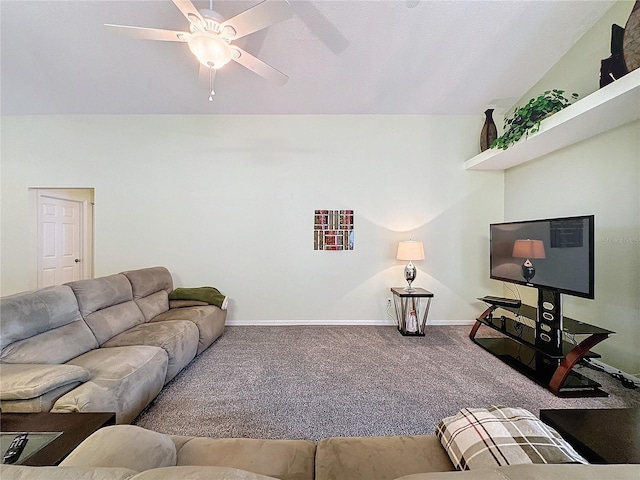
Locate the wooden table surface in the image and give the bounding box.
[540,408,640,464]
[1,412,115,466]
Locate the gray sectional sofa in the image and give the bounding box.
[0,267,226,423]
[2,424,639,480]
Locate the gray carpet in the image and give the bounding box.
[134,326,640,441]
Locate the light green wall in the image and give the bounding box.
[1,114,503,324]
[504,1,640,373]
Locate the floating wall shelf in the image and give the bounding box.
[465,67,640,171]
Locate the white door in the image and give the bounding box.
[36,192,87,287]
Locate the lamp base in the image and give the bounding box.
[522,259,536,283]
[404,261,417,292]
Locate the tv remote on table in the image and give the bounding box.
[3,433,28,464]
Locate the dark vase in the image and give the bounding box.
[480,108,497,152]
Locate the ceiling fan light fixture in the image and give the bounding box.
[187,32,231,69]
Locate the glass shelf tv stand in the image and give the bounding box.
[469,297,614,397]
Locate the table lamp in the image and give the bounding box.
[396,240,425,292]
[512,239,546,283]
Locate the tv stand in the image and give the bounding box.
[470,294,614,397]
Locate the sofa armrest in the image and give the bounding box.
[61,425,177,471]
[395,464,640,480]
[0,363,89,400]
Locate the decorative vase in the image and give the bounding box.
[480,109,497,152]
[623,1,640,73]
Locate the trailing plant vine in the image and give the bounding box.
[491,90,579,150]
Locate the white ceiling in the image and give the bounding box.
[0,0,617,115]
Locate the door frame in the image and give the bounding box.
[32,188,94,287]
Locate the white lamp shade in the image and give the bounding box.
[512,239,546,259]
[396,241,425,261]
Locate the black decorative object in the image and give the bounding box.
[600,24,628,87]
[480,109,497,152]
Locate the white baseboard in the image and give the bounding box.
[225,319,475,327]
[429,319,475,326]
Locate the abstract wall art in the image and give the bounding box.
[314,210,354,250]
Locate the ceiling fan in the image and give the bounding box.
[105,0,292,100]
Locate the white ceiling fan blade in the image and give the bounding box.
[105,24,188,42]
[231,47,288,86]
[172,0,205,27]
[290,1,349,55]
[220,0,292,40]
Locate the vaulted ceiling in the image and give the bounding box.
[0,0,617,115]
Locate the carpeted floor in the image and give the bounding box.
[134,325,640,441]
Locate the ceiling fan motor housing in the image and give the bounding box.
[199,9,237,39]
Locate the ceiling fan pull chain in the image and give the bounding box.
[208,66,216,101]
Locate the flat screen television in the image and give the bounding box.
[489,215,594,299]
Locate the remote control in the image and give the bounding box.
[3,433,28,464]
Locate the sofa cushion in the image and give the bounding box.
[136,291,170,322]
[68,274,134,317]
[61,425,176,471]
[315,435,455,480]
[131,466,280,480]
[172,436,316,480]
[0,285,98,364]
[84,301,146,345]
[0,465,138,480]
[122,267,173,299]
[101,321,199,383]
[0,363,89,400]
[122,267,173,321]
[52,346,168,424]
[67,275,146,345]
[0,382,85,413]
[395,464,640,480]
[435,406,588,471]
[152,306,226,354]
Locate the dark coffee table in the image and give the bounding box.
[1,412,115,466]
[540,408,640,464]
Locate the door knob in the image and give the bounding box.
[74,259,81,263]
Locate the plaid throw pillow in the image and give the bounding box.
[435,406,588,470]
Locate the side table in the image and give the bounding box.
[390,287,434,336]
[0,412,115,466]
[540,408,640,464]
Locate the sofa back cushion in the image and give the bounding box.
[122,267,173,321]
[0,286,98,364]
[67,275,145,345]
[61,425,177,470]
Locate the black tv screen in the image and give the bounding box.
[490,215,594,299]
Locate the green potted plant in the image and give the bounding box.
[491,90,579,150]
